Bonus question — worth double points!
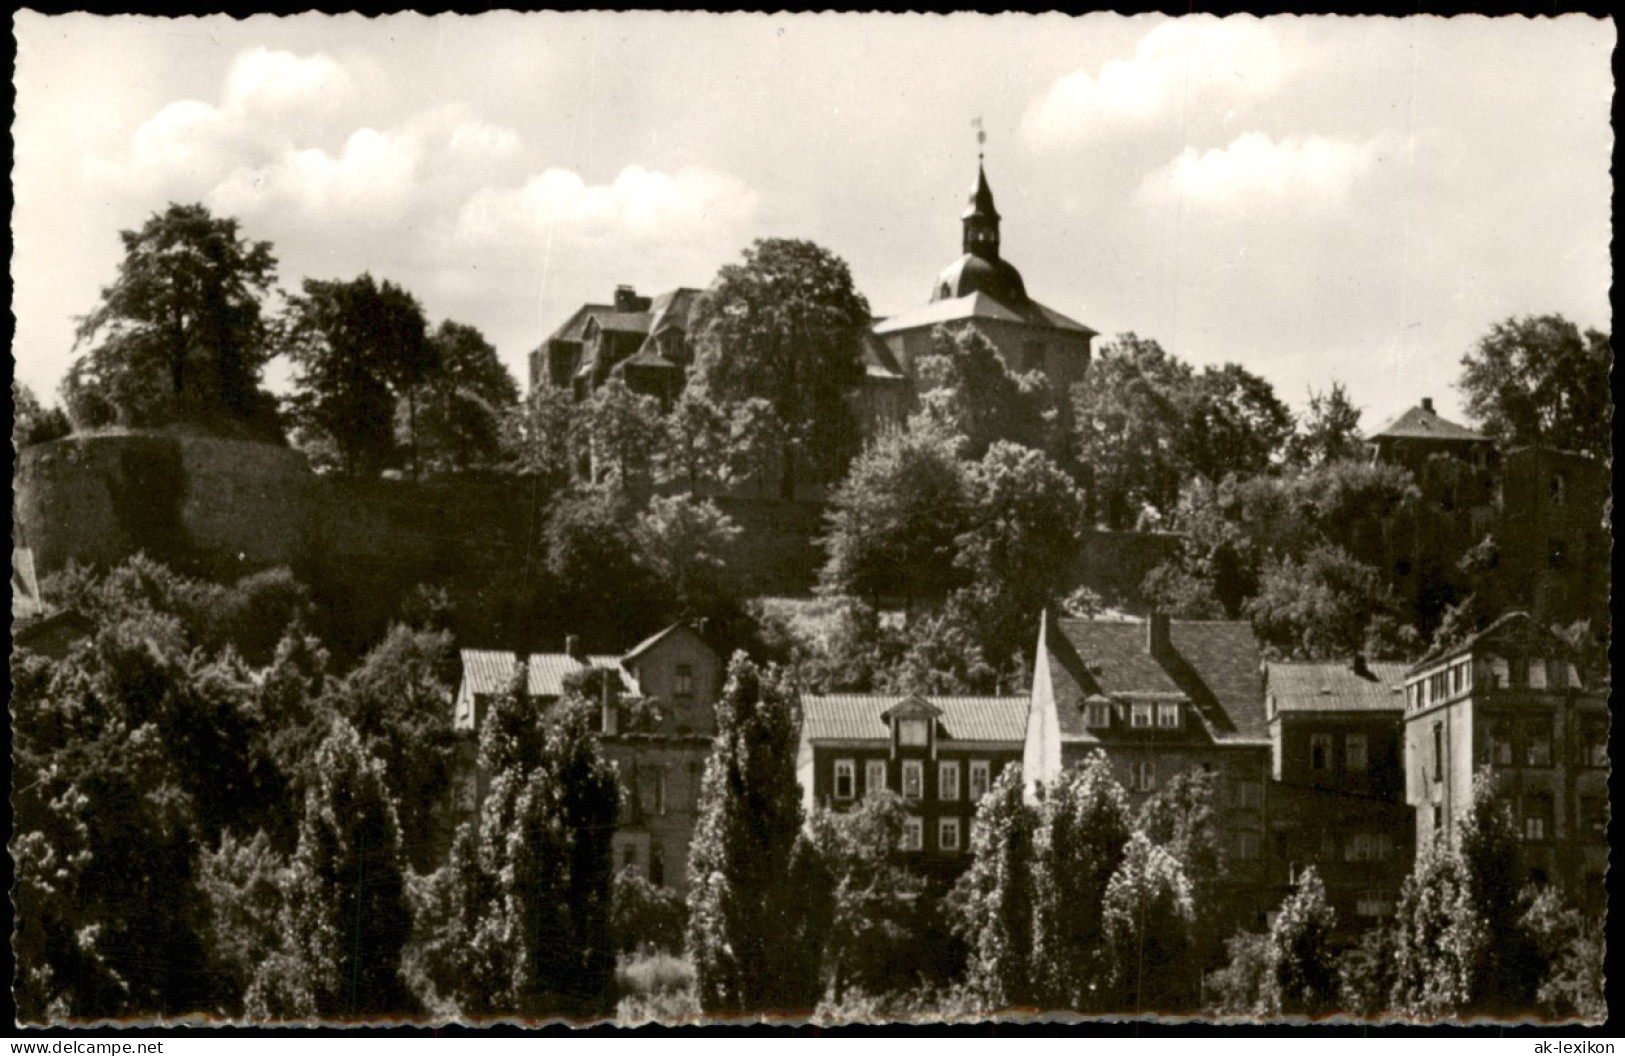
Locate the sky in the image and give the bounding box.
[11,12,1614,431]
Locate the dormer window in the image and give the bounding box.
[1156,703,1180,728]
[1085,702,1111,729]
[1131,704,1153,728]
[674,663,694,700]
[899,718,929,747]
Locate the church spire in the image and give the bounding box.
[960,158,1001,258]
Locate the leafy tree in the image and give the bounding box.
[686,655,810,1014]
[1459,313,1611,462]
[283,273,432,475]
[408,320,519,471]
[1183,362,1294,485]
[872,600,999,695]
[1264,866,1339,1017]
[198,829,287,1016]
[583,375,664,484]
[541,485,664,646]
[507,698,621,1018]
[950,765,1039,1009]
[1207,930,1272,1017]
[819,421,973,612]
[64,203,280,438]
[1139,767,1228,965]
[689,238,872,498]
[1102,831,1196,1013]
[332,623,459,872]
[1388,842,1480,1020]
[954,441,1084,672]
[612,868,689,955]
[1286,382,1364,468]
[13,381,73,448]
[914,325,1057,460]
[1073,333,1193,528]
[800,792,929,1002]
[1338,924,1398,1019]
[249,720,415,1020]
[1520,886,1605,1021]
[1455,770,1543,1014]
[657,387,732,489]
[1031,752,1134,1011]
[509,384,584,489]
[1244,545,1418,661]
[633,494,742,617]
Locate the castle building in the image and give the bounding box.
[1401,612,1608,914]
[527,160,1096,439]
[871,161,1096,432]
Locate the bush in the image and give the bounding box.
[613,868,688,954]
[615,951,700,1025]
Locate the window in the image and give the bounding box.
[1528,659,1548,689]
[939,760,961,801]
[1482,721,1514,767]
[902,760,924,801]
[969,760,991,802]
[1237,832,1261,861]
[1156,703,1180,728]
[1452,663,1465,695]
[1522,793,1553,842]
[1085,702,1111,729]
[1347,832,1395,862]
[833,759,855,801]
[1522,718,1553,767]
[1355,896,1394,919]
[1132,760,1156,792]
[866,759,888,796]
[901,816,923,852]
[1131,703,1153,728]
[674,663,694,699]
[650,844,665,887]
[938,817,963,853]
[1432,723,1444,782]
[1432,805,1444,834]
[640,767,667,816]
[1233,780,1263,810]
[899,718,929,747]
[1488,656,1509,689]
[1581,796,1608,841]
[621,843,639,871]
[1310,733,1333,771]
[1345,734,1369,773]
[1580,717,1608,768]
[1510,657,1530,687]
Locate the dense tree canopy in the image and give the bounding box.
[914,325,1058,461]
[689,238,872,497]
[283,273,433,475]
[1459,313,1611,463]
[64,203,281,439]
[407,320,519,472]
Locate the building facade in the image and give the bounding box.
[1025,613,1274,923]
[1402,612,1609,913]
[1263,659,1415,934]
[452,622,721,895]
[796,693,1028,880]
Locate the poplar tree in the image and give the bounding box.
[1264,865,1339,1017]
[1102,831,1196,1013]
[950,765,1039,1010]
[686,654,809,1014]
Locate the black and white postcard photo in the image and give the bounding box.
[10,10,1612,1032]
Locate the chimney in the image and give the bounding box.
[1350,654,1370,678]
[1421,397,1434,414]
[1146,611,1171,657]
[695,617,709,639]
[565,634,583,661]
[600,670,618,736]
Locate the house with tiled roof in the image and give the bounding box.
[451,622,722,893]
[1263,658,1415,933]
[1402,612,1608,914]
[797,691,1028,877]
[1025,612,1273,915]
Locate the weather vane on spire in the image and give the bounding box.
[973,115,986,160]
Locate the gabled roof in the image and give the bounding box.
[1406,611,1578,673]
[586,311,654,336]
[1266,661,1408,714]
[874,291,1095,338]
[880,695,943,721]
[459,648,627,700]
[546,303,613,346]
[1370,403,1485,443]
[861,329,907,380]
[801,694,1029,744]
[1045,618,1269,745]
[621,622,698,664]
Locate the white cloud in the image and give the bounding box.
[1139,131,1389,212]
[457,165,760,250]
[210,126,425,222]
[1023,17,1288,149]
[222,47,357,119]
